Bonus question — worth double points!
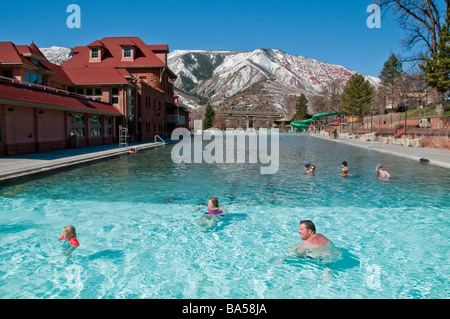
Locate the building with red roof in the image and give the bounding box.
[0,37,189,156]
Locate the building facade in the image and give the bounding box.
[0,37,189,156]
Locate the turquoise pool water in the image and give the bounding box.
[0,134,448,298]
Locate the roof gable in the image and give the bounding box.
[62,37,166,68]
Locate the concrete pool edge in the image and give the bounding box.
[308,133,450,169]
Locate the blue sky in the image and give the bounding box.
[1,0,411,77]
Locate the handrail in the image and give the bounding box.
[154,135,166,145]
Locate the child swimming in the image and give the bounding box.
[194,197,228,216]
[58,225,80,251]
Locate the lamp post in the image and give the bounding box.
[404,105,408,136]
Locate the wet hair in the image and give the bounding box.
[342,161,347,166]
[209,197,219,207]
[63,225,77,239]
[300,220,316,233]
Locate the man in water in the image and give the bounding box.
[298,220,330,249]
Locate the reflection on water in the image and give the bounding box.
[0,134,449,298]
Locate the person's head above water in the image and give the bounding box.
[298,220,316,240]
[208,197,219,208]
[62,225,77,240]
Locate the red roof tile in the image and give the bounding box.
[62,37,166,68]
[63,66,130,84]
[0,80,121,115]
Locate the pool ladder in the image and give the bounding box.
[154,135,166,146]
[119,126,129,148]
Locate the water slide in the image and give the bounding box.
[290,111,339,129]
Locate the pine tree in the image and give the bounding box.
[380,54,403,86]
[379,53,404,111]
[293,94,309,121]
[340,73,375,116]
[203,103,215,130]
[419,21,450,95]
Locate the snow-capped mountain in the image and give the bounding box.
[40,46,73,65]
[168,49,380,113]
[40,46,380,114]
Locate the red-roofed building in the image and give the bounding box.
[0,41,123,155]
[61,36,188,141]
[0,37,189,156]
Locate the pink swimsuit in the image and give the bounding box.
[207,208,223,215]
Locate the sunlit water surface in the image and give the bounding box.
[0,134,448,298]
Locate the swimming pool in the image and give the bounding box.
[0,134,448,298]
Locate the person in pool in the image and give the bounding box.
[341,161,348,177]
[195,197,228,216]
[376,163,391,180]
[304,163,311,171]
[295,220,339,261]
[297,220,330,249]
[306,164,316,175]
[58,225,80,251]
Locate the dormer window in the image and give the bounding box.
[123,46,133,59]
[91,47,100,59]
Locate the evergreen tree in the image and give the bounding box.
[419,19,450,95]
[293,94,309,120]
[380,53,403,86]
[379,53,404,111]
[203,103,215,130]
[340,73,375,116]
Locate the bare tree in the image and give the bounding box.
[378,0,449,59]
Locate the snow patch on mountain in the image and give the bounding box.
[168,48,380,113]
[40,46,73,65]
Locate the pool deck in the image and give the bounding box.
[310,133,450,169]
[0,141,167,182]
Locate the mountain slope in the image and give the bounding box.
[168,48,379,113]
[39,46,73,65]
[40,46,380,115]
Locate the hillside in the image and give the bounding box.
[40,46,380,115]
[168,49,380,114]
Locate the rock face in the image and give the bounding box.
[168,48,379,113]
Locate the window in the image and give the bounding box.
[90,115,102,137]
[2,69,13,78]
[25,72,44,85]
[69,113,86,137]
[111,87,119,105]
[105,117,112,136]
[123,46,132,58]
[91,47,99,59]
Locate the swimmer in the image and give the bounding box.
[297,220,330,249]
[376,163,391,180]
[306,164,316,175]
[194,197,228,216]
[128,147,137,154]
[341,161,348,177]
[304,163,311,171]
[293,220,341,262]
[58,225,80,251]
